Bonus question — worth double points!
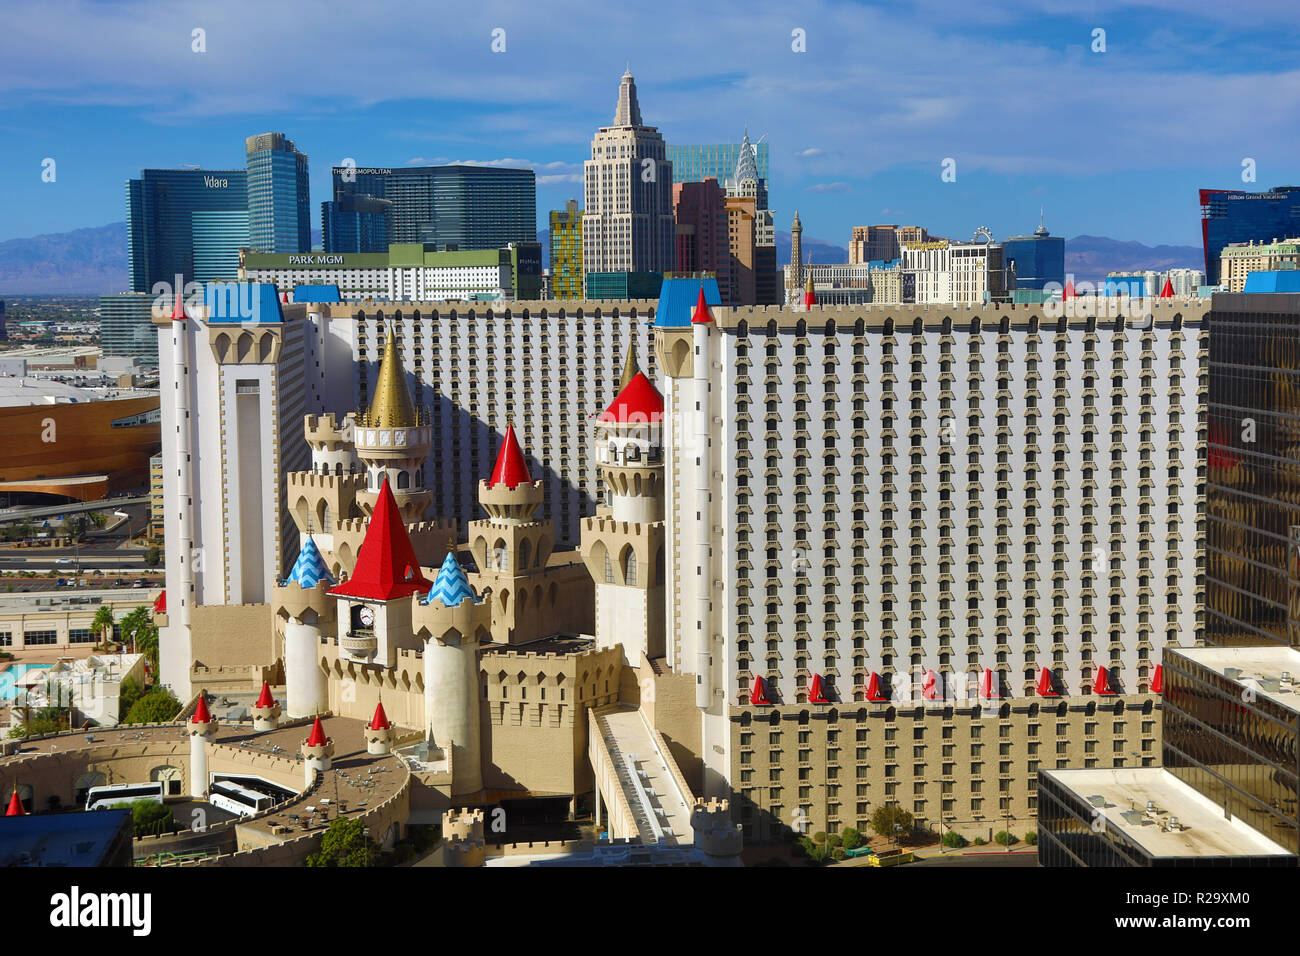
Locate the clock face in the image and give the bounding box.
[358,606,375,627]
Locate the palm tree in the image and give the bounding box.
[92,605,116,650]
[86,511,107,531]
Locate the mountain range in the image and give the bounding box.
[1,222,1203,295]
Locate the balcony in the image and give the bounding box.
[341,629,377,656]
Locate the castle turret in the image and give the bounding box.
[691,798,743,862]
[364,700,395,755]
[188,691,218,798]
[413,550,490,797]
[441,808,487,867]
[354,327,433,522]
[300,716,334,788]
[275,535,336,718]
[582,338,668,665]
[6,790,25,816]
[252,681,281,731]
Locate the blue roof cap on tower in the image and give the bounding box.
[423,550,478,608]
[286,536,334,588]
[293,284,342,303]
[204,282,285,325]
[656,276,722,327]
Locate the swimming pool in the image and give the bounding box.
[0,664,53,701]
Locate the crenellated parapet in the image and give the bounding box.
[412,591,492,645]
[477,477,544,523]
[272,579,337,624]
[303,412,352,449]
[691,798,743,858]
[442,807,486,867]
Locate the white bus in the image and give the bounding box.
[208,779,275,818]
[85,782,165,811]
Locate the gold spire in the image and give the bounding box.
[618,340,640,391]
[365,326,418,428]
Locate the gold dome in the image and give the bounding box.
[364,327,419,428]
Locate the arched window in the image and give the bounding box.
[623,548,638,586]
[608,441,618,463]
[626,444,641,462]
[604,551,614,583]
[519,538,531,570]
[397,470,410,489]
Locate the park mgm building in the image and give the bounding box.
[239,242,543,302]
[653,294,1208,842]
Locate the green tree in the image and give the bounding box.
[144,546,162,569]
[118,676,145,720]
[994,830,1017,846]
[942,830,968,849]
[124,687,181,724]
[119,606,158,666]
[1024,830,1037,846]
[841,827,862,851]
[870,804,914,840]
[306,818,372,867]
[7,706,68,738]
[92,604,117,649]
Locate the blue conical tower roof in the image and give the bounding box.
[423,550,478,608]
[287,536,334,588]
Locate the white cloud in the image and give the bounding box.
[806,182,852,194]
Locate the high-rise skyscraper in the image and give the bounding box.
[245,132,311,254]
[672,179,730,298]
[548,199,584,299]
[1200,185,1300,285]
[332,164,536,251]
[668,142,770,187]
[724,129,778,305]
[1003,215,1065,291]
[127,168,249,293]
[99,292,158,365]
[581,70,675,283]
[322,195,393,254]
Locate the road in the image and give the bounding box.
[0,496,149,522]
[0,502,155,573]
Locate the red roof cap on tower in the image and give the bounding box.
[598,371,663,425]
[5,790,24,816]
[802,274,817,310]
[328,477,432,601]
[1150,664,1163,695]
[170,292,187,323]
[488,425,532,489]
[153,589,166,615]
[305,716,329,747]
[255,682,275,709]
[750,674,771,706]
[191,693,213,724]
[866,671,886,702]
[1159,278,1174,298]
[369,701,392,731]
[690,287,714,324]
[808,673,829,704]
[1036,666,1058,698]
[979,667,1001,699]
[1063,280,1076,300]
[282,291,290,303]
[922,668,941,700]
[1093,666,1116,696]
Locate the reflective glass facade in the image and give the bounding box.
[245,133,310,254]
[1002,233,1065,291]
[549,201,583,300]
[322,196,391,253]
[332,165,535,251]
[99,292,157,365]
[1161,649,1300,854]
[127,168,248,292]
[668,143,769,186]
[1201,186,1300,285]
[1206,294,1300,647]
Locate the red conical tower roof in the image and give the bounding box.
[980,667,1001,699]
[328,477,431,601]
[6,790,24,816]
[1036,666,1058,698]
[808,673,829,704]
[690,287,714,324]
[598,371,664,425]
[282,291,289,303]
[866,671,886,702]
[191,692,213,724]
[170,291,187,323]
[306,716,329,747]
[750,674,771,706]
[1159,278,1173,298]
[922,668,941,700]
[488,425,532,489]
[369,701,392,731]
[802,273,817,310]
[1093,666,1115,696]
[153,589,166,615]
[1063,280,1076,300]
[255,682,275,709]
[1150,664,1163,695]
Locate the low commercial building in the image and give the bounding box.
[0,590,162,653]
[1218,238,1300,293]
[240,242,543,302]
[902,238,1012,304]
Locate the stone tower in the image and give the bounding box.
[275,534,336,718]
[413,551,491,798]
[354,326,432,522]
[788,209,803,299]
[581,360,667,665]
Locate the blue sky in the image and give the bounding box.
[1,0,1297,247]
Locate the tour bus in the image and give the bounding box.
[85,781,165,811]
[207,779,275,818]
